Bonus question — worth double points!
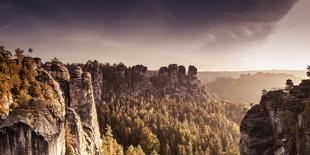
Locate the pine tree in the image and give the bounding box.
[101,125,124,155]
[126,145,145,155]
[285,79,294,91]
[139,127,160,154]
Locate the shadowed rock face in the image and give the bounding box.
[240,104,274,155]
[240,79,310,155]
[0,123,65,155]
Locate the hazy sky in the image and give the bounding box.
[0,0,308,71]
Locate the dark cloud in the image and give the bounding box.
[0,0,299,60]
[0,0,297,26]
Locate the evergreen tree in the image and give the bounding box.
[139,127,160,154]
[285,79,294,91]
[262,89,267,95]
[101,125,124,155]
[15,48,24,63]
[126,145,145,155]
[307,65,310,78]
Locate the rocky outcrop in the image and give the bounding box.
[240,104,274,154]
[83,61,103,107]
[155,64,207,102]
[45,61,103,155]
[43,60,70,106]
[240,79,310,155]
[69,66,102,155]
[0,58,66,155]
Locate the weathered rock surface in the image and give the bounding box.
[44,60,70,106]
[0,58,66,155]
[65,108,88,155]
[240,79,310,155]
[45,61,103,155]
[155,64,207,102]
[69,66,102,155]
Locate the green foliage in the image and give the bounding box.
[16,89,32,106]
[126,145,146,155]
[285,79,294,91]
[262,89,268,96]
[139,127,160,154]
[0,46,21,98]
[0,46,57,113]
[307,66,310,78]
[15,48,24,63]
[101,125,124,155]
[101,97,244,155]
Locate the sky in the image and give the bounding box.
[0,0,308,71]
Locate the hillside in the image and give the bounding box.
[198,70,306,84]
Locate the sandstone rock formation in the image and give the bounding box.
[43,60,70,106]
[69,66,102,155]
[65,107,88,155]
[155,64,207,102]
[240,79,310,155]
[46,62,102,155]
[0,58,66,155]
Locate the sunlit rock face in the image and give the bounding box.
[65,107,88,155]
[69,66,102,155]
[240,79,310,155]
[46,62,103,155]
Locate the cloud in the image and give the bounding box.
[0,0,299,68]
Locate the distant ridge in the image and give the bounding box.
[198,70,306,83]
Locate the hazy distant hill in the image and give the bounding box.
[198,70,306,83]
[205,72,303,103]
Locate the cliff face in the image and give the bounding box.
[45,61,102,155]
[240,79,310,155]
[0,58,103,155]
[69,66,102,154]
[0,58,66,155]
